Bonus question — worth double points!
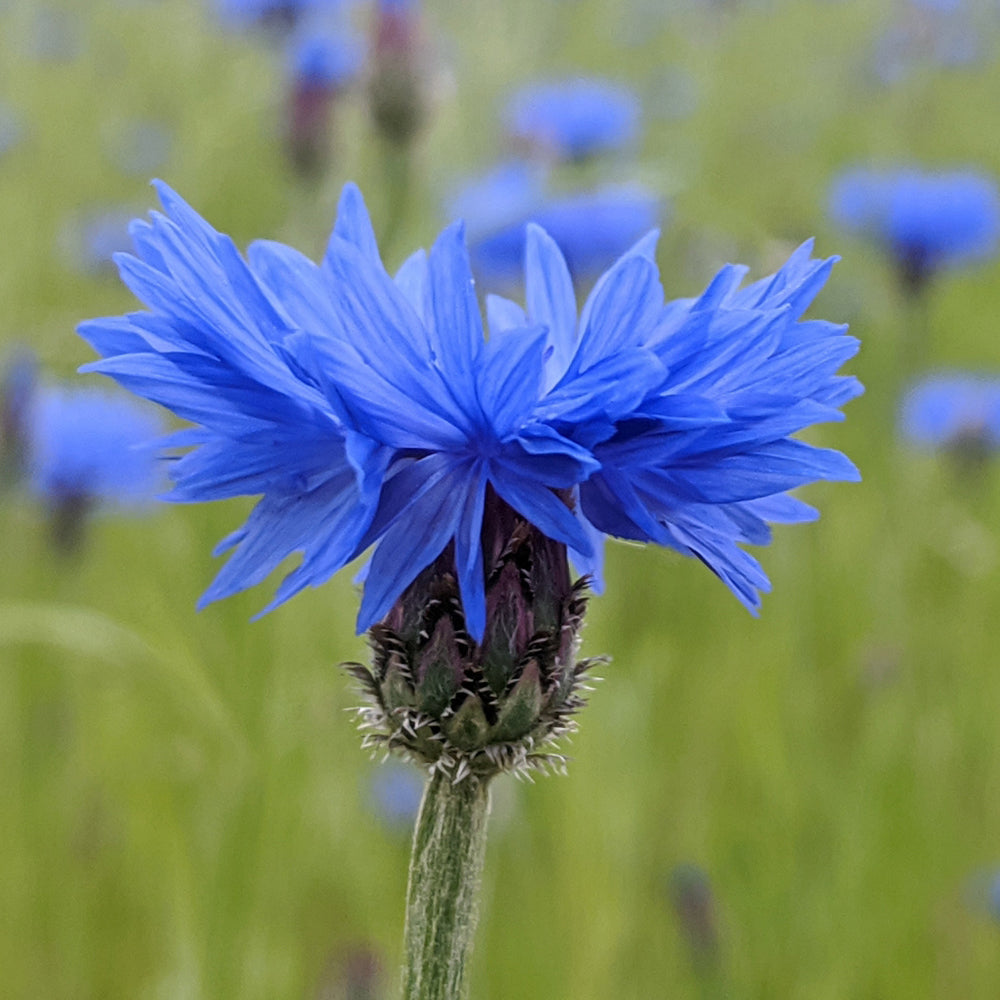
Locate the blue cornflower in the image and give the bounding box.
[80,182,859,645]
[469,184,662,286]
[287,22,363,88]
[27,384,164,507]
[828,167,1000,289]
[26,382,163,552]
[504,78,641,161]
[900,373,1000,450]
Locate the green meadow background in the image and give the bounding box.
[3,0,1000,996]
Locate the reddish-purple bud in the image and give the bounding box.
[346,490,598,779]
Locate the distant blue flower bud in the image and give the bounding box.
[828,167,1000,291]
[668,864,718,968]
[368,0,427,144]
[284,23,363,177]
[505,78,641,161]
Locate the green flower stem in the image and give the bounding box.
[402,769,493,1000]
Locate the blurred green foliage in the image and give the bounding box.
[3,0,1000,996]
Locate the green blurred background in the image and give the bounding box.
[3,0,1000,996]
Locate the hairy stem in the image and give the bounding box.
[402,770,492,1000]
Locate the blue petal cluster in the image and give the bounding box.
[80,182,861,639]
[900,373,1000,449]
[27,384,164,506]
[829,168,1000,275]
[504,78,641,161]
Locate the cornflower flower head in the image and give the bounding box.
[288,22,363,89]
[27,383,164,551]
[900,373,1000,468]
[504,78,641,161]
[828,167,1000,292]
[80,181,860,776]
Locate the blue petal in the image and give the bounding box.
[524,224,577,387]
[454,470,489,640]
[330,181,382,265]
[489,467,592,555]
[356,457,477,633]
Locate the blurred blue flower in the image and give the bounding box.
[287,22,363,87]
[25,7,84,62]
[989,871,1000,920]
[27,385,165,507]
[80,181,859,638]
[61,208,139,276]
[828,168,1000,289]
[367,760,424,830]
[0,102,25,160]
[446,161,549,242]
[103,119,173,177]
[215,0,348,31]
[504,78,641,160]
[469,184,662,286]
[870,1,981,85]
[668,863,718,968]
[900,373,1000,450]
